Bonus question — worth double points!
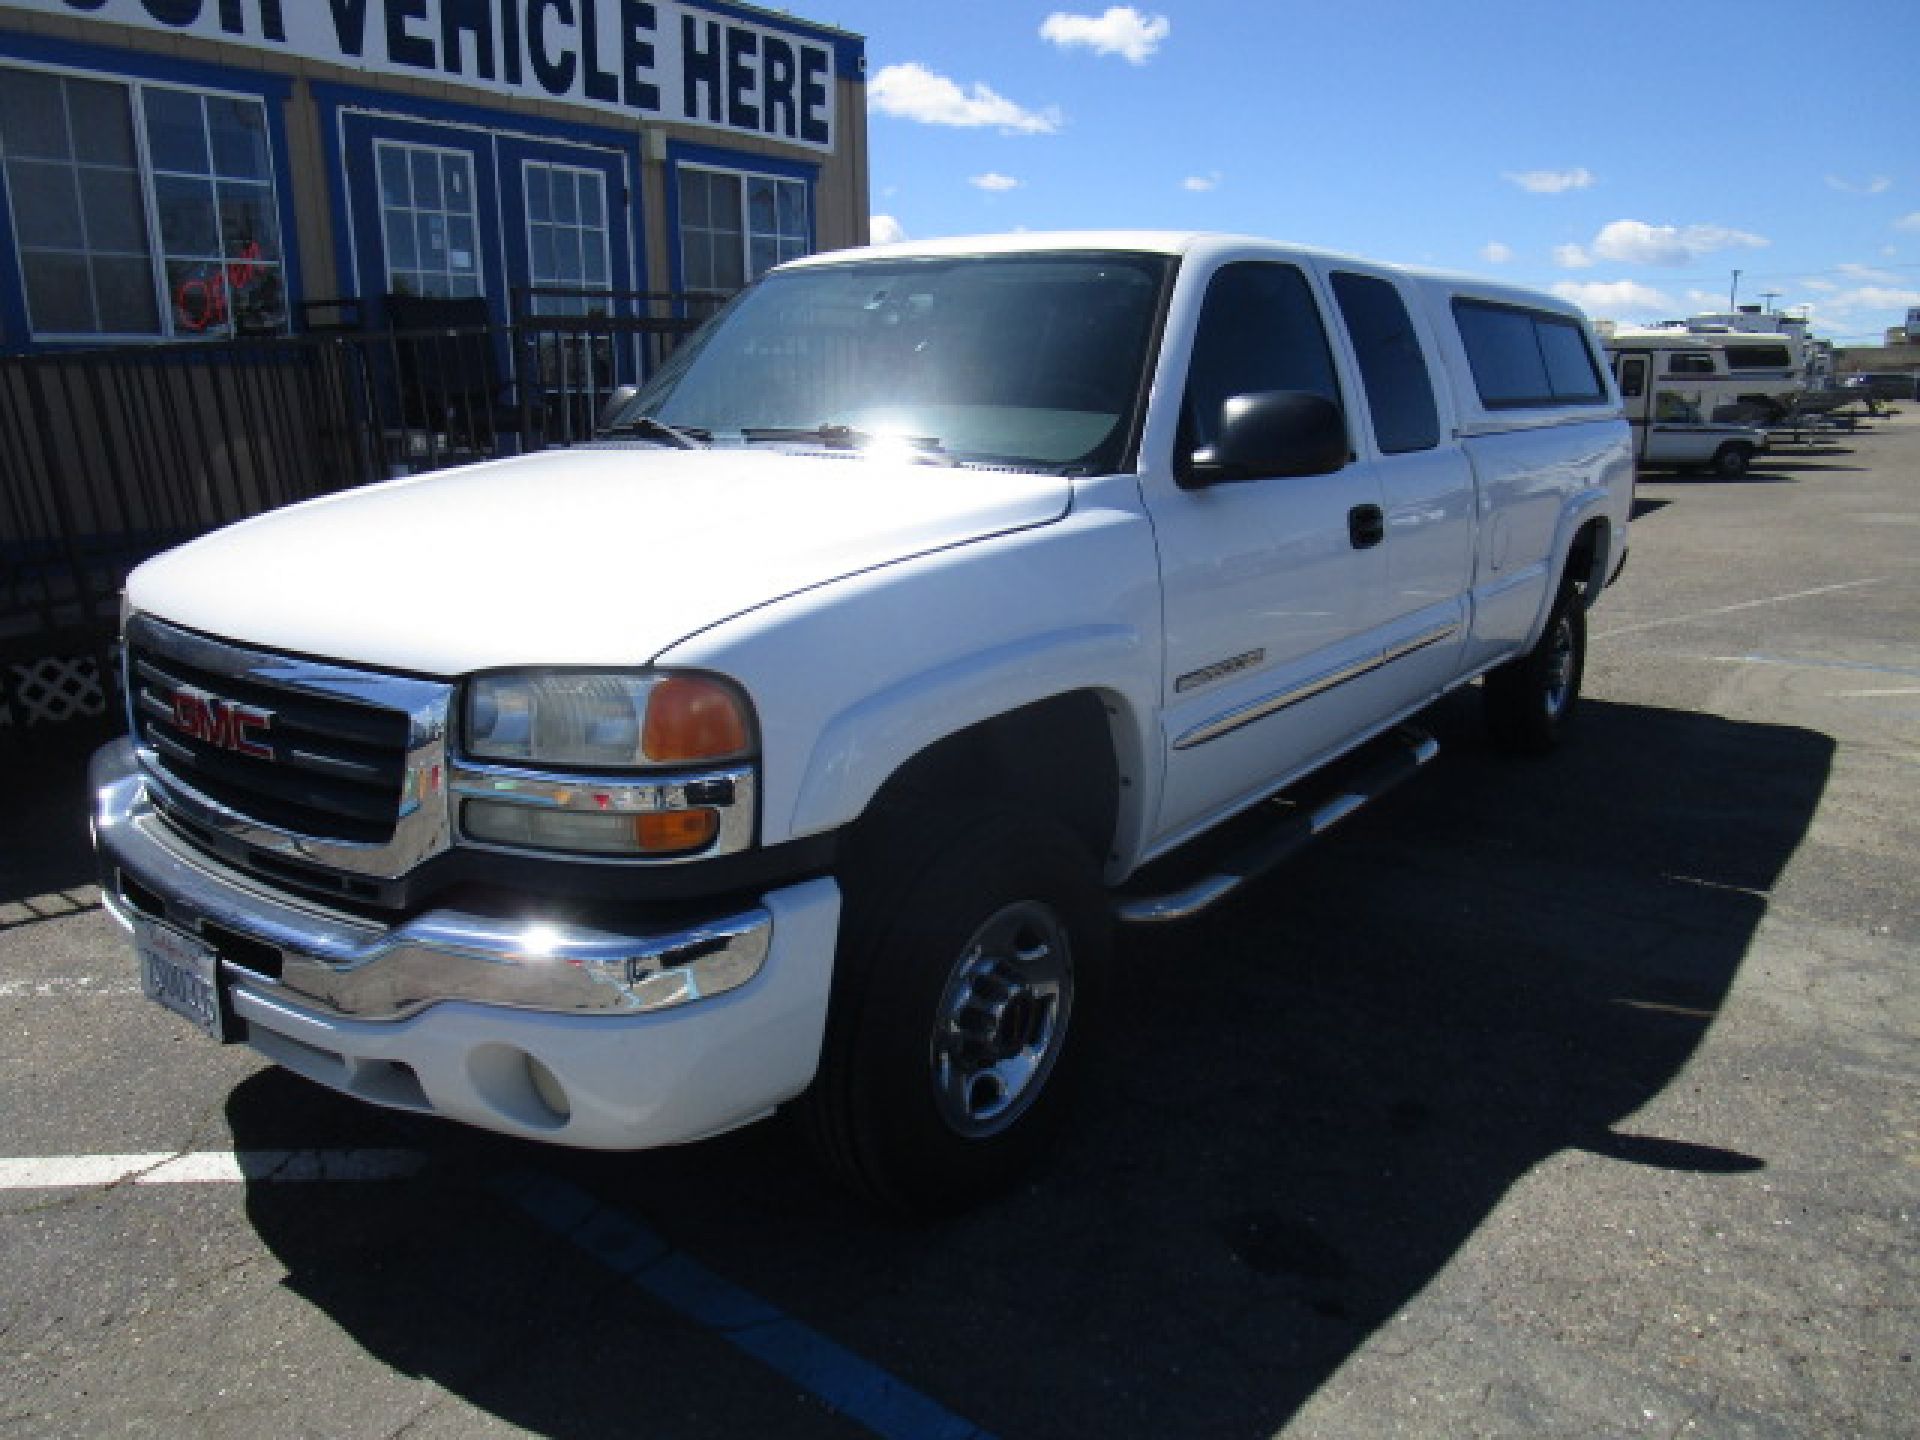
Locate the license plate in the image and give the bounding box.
[135,920,235,1043]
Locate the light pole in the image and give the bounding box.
[1729,269,1742,308]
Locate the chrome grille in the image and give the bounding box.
[130,646,409,844]
[122,615,456,880]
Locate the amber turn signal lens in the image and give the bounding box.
[634,809,720,854]
[643,676,751,762]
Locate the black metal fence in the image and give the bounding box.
[0,288,724,733]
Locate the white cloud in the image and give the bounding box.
[970,172,1021,192]
[1826,175,1893,195]
[869,214,908,245]
[1803,285,1920,339]
[1830,285,1920,310]
[1040,8,1171,64]
[1554,243,1593,269]
[1183,172,1222,192]
[1480,242,1514,264]
[1550,279,1675,318]
[869,63,1061,134]
[1837,262,1903,284]
[1803,278,1838,293]
[1891,213,1920,232]
[1586,219,1768,266]
[1504,167,1594,195]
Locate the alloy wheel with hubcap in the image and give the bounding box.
[930,900,1074,1138]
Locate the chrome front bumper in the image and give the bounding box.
[90,738,772,1021]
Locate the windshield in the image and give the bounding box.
[615,252,1172,472]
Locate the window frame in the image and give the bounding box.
[1329,268,1440,455]
[1451,297,1609,410]
[666,145,817,298]
[373,137,486,303]
[1666,351,1718,376]
[1183,259,1348,440]
[1724,343,1792,371]
[0,52,293,345]
[519,158,613,315]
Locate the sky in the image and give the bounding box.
[805,0,1920,344]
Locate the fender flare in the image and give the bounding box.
[785,623,1159,852]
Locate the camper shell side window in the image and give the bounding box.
[1451,298,1608,410]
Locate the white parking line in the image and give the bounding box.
[0,1150,427,1189]
[0,978,139,999]
[1593,577,1885,639]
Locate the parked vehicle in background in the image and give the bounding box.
[1605,329,1807,426]
[91,232,1634,1211]
[1636,416,1769,476]
[1844,371,1919,402]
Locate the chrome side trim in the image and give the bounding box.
[1383,621,1461,665]
[1173,624,1460,752]
[1173,654,1380,751]
[126,614,455,880]
[94,741,771,1020]
[450,760,759,863]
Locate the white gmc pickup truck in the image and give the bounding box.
[92,233,1632,1209]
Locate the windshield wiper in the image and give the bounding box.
[603,415,710,449]
[740,424,948,459]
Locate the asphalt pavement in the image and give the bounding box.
[2,414,1915,1438]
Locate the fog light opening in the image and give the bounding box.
[467,1043,572,1132]
[526,1055,572,1124]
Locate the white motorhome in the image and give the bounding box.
[1604,328,1806,430]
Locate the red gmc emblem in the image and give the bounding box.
[167,685,274,761]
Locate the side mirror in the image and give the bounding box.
[597,383,640,432]
[1184,390,1348,487]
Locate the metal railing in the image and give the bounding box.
[0,289,725,732]
[511,287,726,446]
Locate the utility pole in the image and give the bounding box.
[1729,269,1742,308]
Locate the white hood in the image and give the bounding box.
[127,446,1071,674]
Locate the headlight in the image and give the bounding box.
[457,671,757,859]
[466,672,752,768]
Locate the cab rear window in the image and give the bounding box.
[1453,299,1608,409]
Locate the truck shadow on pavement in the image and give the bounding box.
[227,691,1832,1440]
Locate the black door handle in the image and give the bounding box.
[1349,504,1385,549]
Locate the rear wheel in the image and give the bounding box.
[799,809,1110,1212]
[1484,586,1586,756]
[1712,444,1753,477]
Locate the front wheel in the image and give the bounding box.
[798,810,1111,1212]
[1483,590,1586,756]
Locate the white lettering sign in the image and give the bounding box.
[5,0,840,151]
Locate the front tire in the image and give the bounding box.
[1484,588,1586,756]
[798,809,1110,1213]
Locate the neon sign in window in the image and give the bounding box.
[0,64,286,339]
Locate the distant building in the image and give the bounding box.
[0,0,868,348]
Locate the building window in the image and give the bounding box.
[677,165,808,294]
[377,141,482,299]
[524,161,610,315]
[0,65,286,339]
[147,88,284,335]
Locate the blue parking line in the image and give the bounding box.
[494,1171,996,1440]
